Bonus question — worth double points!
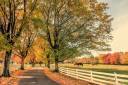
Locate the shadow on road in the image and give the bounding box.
[18,69,60,85]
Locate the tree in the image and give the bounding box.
[15,27,37,70]
[34,37,51,68]
[98,54,105,64]
[26,52,37,67]
[41,0,112,71]
[39,0,112,72]
[0,0,38,76]
[25,37,48,67]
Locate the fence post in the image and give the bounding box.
[66,67,68,75]
[91,71,93,82]
[114,72,118,85]
[59,66,61,73]
[76,69,78,79]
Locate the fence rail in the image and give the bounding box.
[59,67,128,85]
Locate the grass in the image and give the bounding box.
[59,64,128,85]
[59,64,128,75]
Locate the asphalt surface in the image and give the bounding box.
[18,68,59,85]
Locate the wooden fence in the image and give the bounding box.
[59,67,128,85]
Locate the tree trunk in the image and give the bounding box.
[2,50,12,77]
[47,55,50,68]
[20,58,25,70]
[55,56,59,72]
[40,63,42,66]
[32,62,35,67]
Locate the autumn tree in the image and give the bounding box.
[0,0,38,76]
[31,37,45,67]
[24,36,47,67]
[42,48,54,68]
[38,0,112,71]
[25,52,37,67]
[37,37,53,68]
[39,0,112,72]
[15,27,37,70]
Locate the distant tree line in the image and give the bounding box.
[65,52,128,65]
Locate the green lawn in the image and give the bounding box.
[60,64,128,85]
[59,64,128,75]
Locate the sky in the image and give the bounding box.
[87,0,128,56]
[99,0,128,52]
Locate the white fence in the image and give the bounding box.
[59,67,128,85]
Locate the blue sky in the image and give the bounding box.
[99,0,128,52]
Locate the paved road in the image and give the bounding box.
[18,68,59,85]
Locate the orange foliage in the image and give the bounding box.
[72,52,128,65]
[11,54,21,64]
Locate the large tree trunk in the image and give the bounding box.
[55,56,59,72]
[47,55,50,68]
[20,58,25,70]
[2,50,12,77]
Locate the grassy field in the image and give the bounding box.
[59,64,128,75]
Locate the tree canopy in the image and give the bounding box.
[38,0,112,71]
[0,0,113,75]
